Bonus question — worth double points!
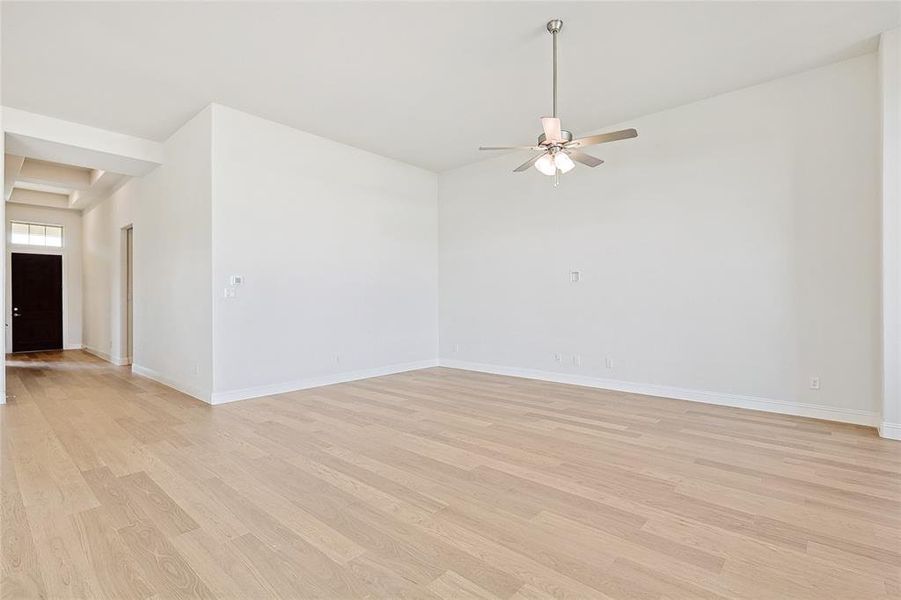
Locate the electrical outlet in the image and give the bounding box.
[569,271,581,283]
[605,357,613,369]
[809,377,820,390]
[224,287,236,298]
[453,343,461,353]
[573,354,581,367]
[553,352,562,362]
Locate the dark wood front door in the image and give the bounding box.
[11,253,63,352]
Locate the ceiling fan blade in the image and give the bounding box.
[513,153,546,172]
[567,128,638,149]
[567,150,604,168]
[540,117,563,143]
[479,145,542,151]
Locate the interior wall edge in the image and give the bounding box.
[208,359,440,405]
[131,363,212,404]
[438,358,880,428]
[81,345,129,366]
[879,27,901,431]
[879,421,901,440]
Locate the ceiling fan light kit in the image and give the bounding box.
[479,19,638,186]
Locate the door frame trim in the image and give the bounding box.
[119,224,134,365]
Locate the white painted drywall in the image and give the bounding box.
[6,204,83,351]
[879,29,901,439]
[82,178,136,365]
[75,53,884,426]
[438,54,882,422]
[209,105,438,402]
[83,107,213,399]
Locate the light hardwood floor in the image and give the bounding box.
[2,350,900,599]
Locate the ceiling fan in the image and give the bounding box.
[480,19,637,185]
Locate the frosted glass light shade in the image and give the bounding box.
[554,152,575,173]
[534,153,557,176]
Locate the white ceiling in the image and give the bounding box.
[3,2,899,172]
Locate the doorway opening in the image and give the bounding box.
[11,253,63,352]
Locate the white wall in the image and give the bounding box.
[879,29,901,439]
[75,53,885,428]
[83,107,213,399]
[82,180,136,364]
[209,105,438,402]
[438,54,882,425]
[6,204,83,350]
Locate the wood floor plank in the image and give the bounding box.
[26,504,103,599]
[168,528,279,599]
[81,466,149,530]
[116,519,214,600]
[116,471,200,537]
[2,350,899,599]
[228,532,336,599]
[71,507,154,600]
[0,425,48,600]
[427,569,501,600]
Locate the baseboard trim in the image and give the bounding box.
[438,358,879,427]
[82,345,130,367]
[131,364,211,404]
[879,422,901,440]
[210,359,439,405]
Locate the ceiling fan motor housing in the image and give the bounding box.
[538,129,573,146]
